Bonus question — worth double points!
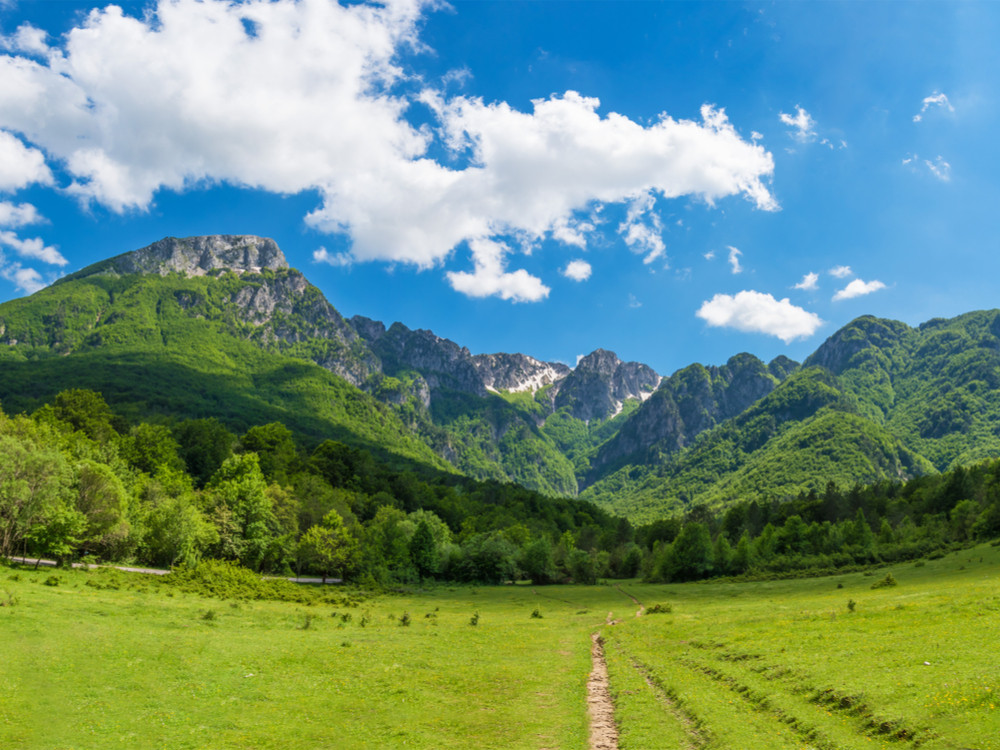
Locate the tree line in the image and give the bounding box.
[0,389,638,584]
[639,461,1000,582]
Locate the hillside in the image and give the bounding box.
[3,235,1000,523]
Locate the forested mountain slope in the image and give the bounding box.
[3,235,1000,524]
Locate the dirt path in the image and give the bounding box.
[615,584,645,616]
[587,633,619,750]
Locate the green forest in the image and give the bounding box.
[4,386,999,588]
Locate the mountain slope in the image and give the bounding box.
[4,235,1000,523]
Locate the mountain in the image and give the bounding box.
[581,312,1000,521]
[3,234,1000,524]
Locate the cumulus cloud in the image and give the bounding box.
[829,265,853,278]
[696,290,823,343]
[0,262,45,294]
[793,271,819,290]
[0,201,43,228]
[0,0,777,302]
[312,246,353,267]
[727,245,742,274]
[0,230,67,265]
[445,238,549,302]
[914,91,954,122]
[618,194,666,264]
[779,106,817,142]
[0,131,52,191]
[562,259,591,282]
[832,278,886,301]
[703,250,715,261]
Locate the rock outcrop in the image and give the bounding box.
[583,352,796,486]
[553,349,661,422]
[67,235,288,280]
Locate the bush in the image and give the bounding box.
[530,608,543,619]
[399,612,411,627]
[469,612,479,626]
[43,576,60,587]
[847,599,856,612]
[646,603,672,614]
[871,573,898,589]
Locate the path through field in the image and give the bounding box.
[587,633,619,750]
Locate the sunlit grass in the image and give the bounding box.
[3,543,999,749]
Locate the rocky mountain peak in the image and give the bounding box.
[68,235,289,281]
[575,348,622,375]
[473,353,571,393]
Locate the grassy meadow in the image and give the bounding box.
[3,544,1000,749]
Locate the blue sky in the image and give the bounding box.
[1,1,998,377]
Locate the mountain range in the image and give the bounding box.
[2,234,998,522]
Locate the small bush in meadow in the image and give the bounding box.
[1,589,18,607]
[399,612,411,626]
[299,613,315,630]
[871,573,898,589]
[847,599,856,612]
[43,576,60,587]
[530,608,543,619]
[470,612,479,626]
[201,609,217,621]
[646,603,672,614]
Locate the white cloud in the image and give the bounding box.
[0,0,777,302]
[0,130,52,191]
[618,194,666,265]
[0,230,67,265]
[925,155,951,182]
[727,245,742,274]
[832,278,886,301]
[829,265,853,278]
[552,216,595,249]
[0,201,43,228]
[793,271,819,291]
[446,238,549,303]
[628,293,641,308]
[779,105,816,142]
[703,250,715,261]
[562,259,591,282]
[0,263,45,294]
[914,91,954,122]
[696,290,823,343]
[903,153,952,182]
[312,246,353,267]
[5,24,50,56]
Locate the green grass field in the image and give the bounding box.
[2,544,999,749]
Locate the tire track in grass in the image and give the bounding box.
[687,641,929,747]
[588,634,619,750]
[626,656,708,749]
[612,632,804,749]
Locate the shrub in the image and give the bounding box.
[871,573,898,589]
[646,603,672,614]
[847,599,856,612]
[399,612,411,627]
[43,576,60,587]
[201,609,217,621]
[530,608,543,619]
[469,612,479,626]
